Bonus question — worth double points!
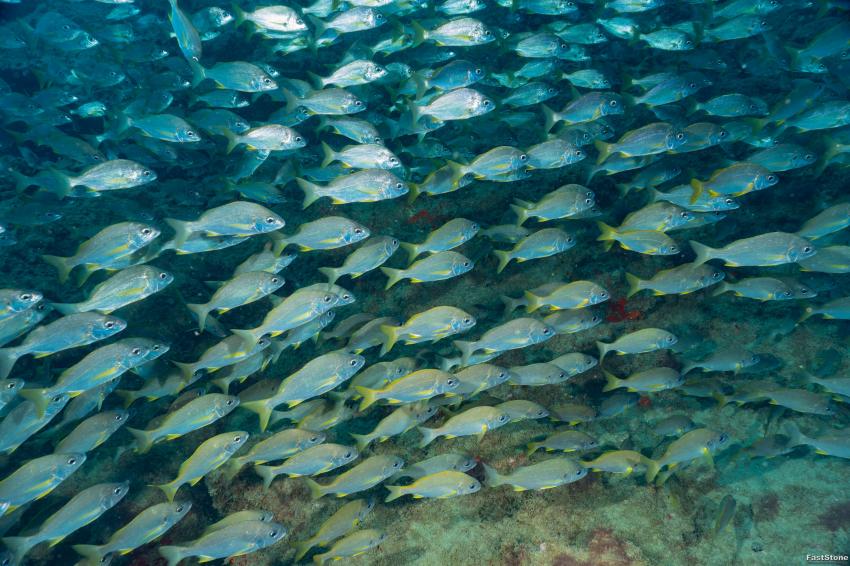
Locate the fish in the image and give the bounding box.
[54,410,129,454]
[312,529,386,565]
[305,454,404,498]
[0,312,126,378]
[418,405,512,447]
[53,265,174,315]
[596,223,680,256]
[0,453,86,515]
[581,450,655,475]
[523,280,609,312]
[647,429,731,482]
[691,232,816,267]
[254,444,359,489]
[800,297,850,321]
[381,250,474,289]
[356,369,459,410]
[155,431,248,502]
[602,367,683,393]
[271,216,370,253]
[166,202,285,247]
[225,428,326,480]
[626,263,725,297]
[493,228,576,273]
[159,520,286,566]
[597,328,678,360]
[527,430,599,455]
[351,403,436,450]
[380,306,476,355]
[453,318,555,366]
[485,457,587,491]
[384,470,481,502]
[187,271,285,331]
[72,502,192,563]
[293,499,375,561]
[2,482,128,562]
[510,184,595,225]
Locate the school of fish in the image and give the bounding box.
[0,0,849,564]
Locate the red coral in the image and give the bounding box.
[605,298,641,323]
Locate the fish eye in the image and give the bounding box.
[226,399,235,406]
[105,321,115,329]
[767,175,776,182]
[499,414,508,422]
[296,18,304,24]
[186,130,194,137]
[724,198,733,205]
[114,413,123,420]
[666,336,675,342]
[585,198,593,205]
[390,157,399,164]
[676,133,684,140]
[322,294,333,303]
[575,149,583,157]
[5,382,14,389]
[559,43,567,50]
[805,153,814,161]
[349,359,358,367]
[719,433,729,442]
[463,317,471,324]
[270,529,279,537]
[447,378,458,386]
[475,68,483,75]
[609,100,618,106]
[483,99,492,106]
[354,100,363,106]
[469,483,477,489]
[114,487,123,495]
[803,246,813,253]
[131,347,142,355]
[344,451,352,458]
[688,82,697,89]
[295,136,303,143]
[462,261,471,267]
[519,154,528,161]
[63,24,71,30]
[393,460,402,467]
[713,271,722,279]
[67,457,77,465]
[234,435,242,442]
[159,272,168,279]
[543,328,553,335]
[19,293,31,301]
[143,170,152,176]
[263,78,272,85]
[354,228,364,235]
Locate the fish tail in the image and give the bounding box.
[241,399,273,432]
[156,480,180,503]
[410,20,427,48]
[115,389,138,408]
[625,272,644,299]
[689,240,716,266]
[407,182,422,204]
[231,328,259,349]
[317,267,338,285]
[2,535,35,563]
[18,388,49,418]
[296,177,323,209]
[596,341,610,362]
[172,361,197,383]
[689,178,704,204]
[159,545,186,566]
[500,294,523,317]
[350,432,372,452]
[281,88,301,114]
[72,544,106,564]
[378,324,398,356]
[417,426,438,448]
[482,463,503,487]
[523,291,541,313]
[594,140,613,164]
[399,242,419,266]
[780,421,810,447]
[269,232,289,256]
[541,104,557,133]
[380,267,404,290]
[493,250,511,274]
[52,302,81,315]
[798,307,815,323]
[453,340,475,367]
[294,538,316,562]
[42,254,73,284]
[188,59,206,88]
[445,160,466,190]
[254,464,277,491]
[231,2,246,26]
[320,141,335,168]
[305,70,324,90]
[602,369,621,393]
[0,348,21,379]
[126,426,154,454]
[355,386,378,411]
[525,442,540,457]
[221,458,244,481]
[384,484,404,503]
[185,303,210,332]
[304,477,326,500]
[223,128,242,155]
[595,221,618,243]
[509,202,529,226]
[165,217,192,248]
[710,282,728,297]
[645,459,661,483]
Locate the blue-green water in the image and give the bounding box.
[1,0,850,565]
